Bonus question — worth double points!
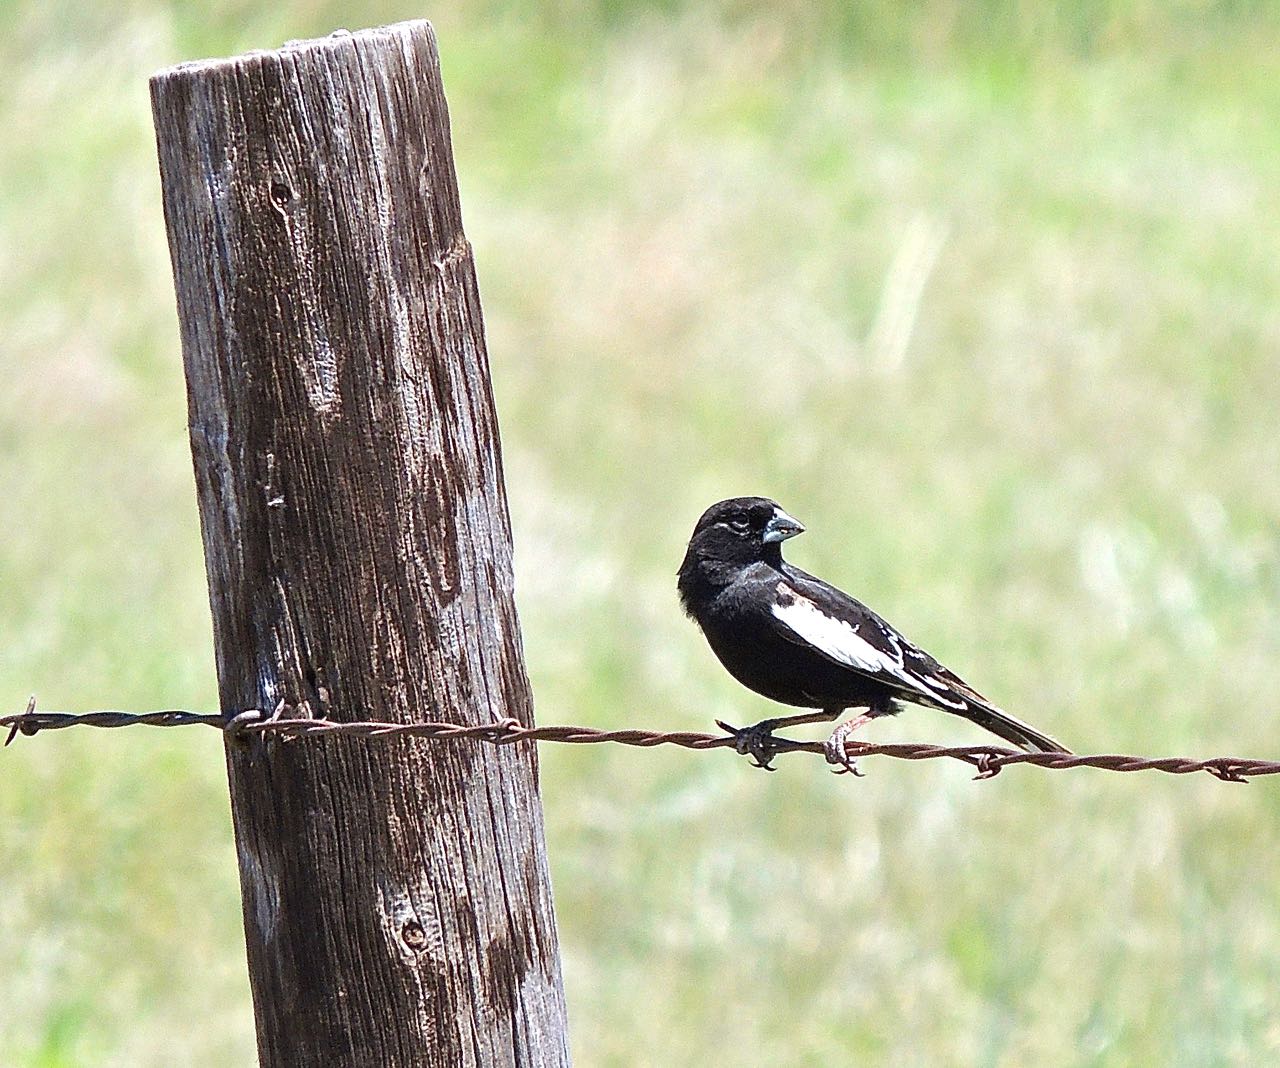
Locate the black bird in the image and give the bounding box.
[678,497,1069,771]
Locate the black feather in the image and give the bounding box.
[678,497,1069,754]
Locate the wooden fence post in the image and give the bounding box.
[150,21,570,1066]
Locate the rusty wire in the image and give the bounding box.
[0,697,1271,782]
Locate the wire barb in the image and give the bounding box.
[1,701,1276,781]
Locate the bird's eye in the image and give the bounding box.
[729,513,750,532]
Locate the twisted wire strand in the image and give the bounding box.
[1,700,1268,782]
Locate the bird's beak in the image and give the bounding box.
[762,509,805,543]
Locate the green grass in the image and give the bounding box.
[3,1,1280,1063]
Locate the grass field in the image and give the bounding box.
[3,1,1280,1064]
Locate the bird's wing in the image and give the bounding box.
[769,568,981,711]
[767,566,1070,753]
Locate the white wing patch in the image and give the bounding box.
[771,594,966,709]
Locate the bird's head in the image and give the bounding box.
[679,497,805,597]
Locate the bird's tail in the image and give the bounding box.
[960,703,1070,754]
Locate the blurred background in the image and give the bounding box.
[3,1,1280,1063]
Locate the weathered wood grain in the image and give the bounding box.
[150,21,570,1066]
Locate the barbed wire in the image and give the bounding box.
[0,697,1269,782]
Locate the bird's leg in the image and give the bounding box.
[715,710,838,771]
[824,712,875,776]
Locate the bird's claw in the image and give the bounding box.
[715,719,782,771]
[823,725,864,777]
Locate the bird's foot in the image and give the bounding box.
[823,715,871,776]
[715,718,792,771]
